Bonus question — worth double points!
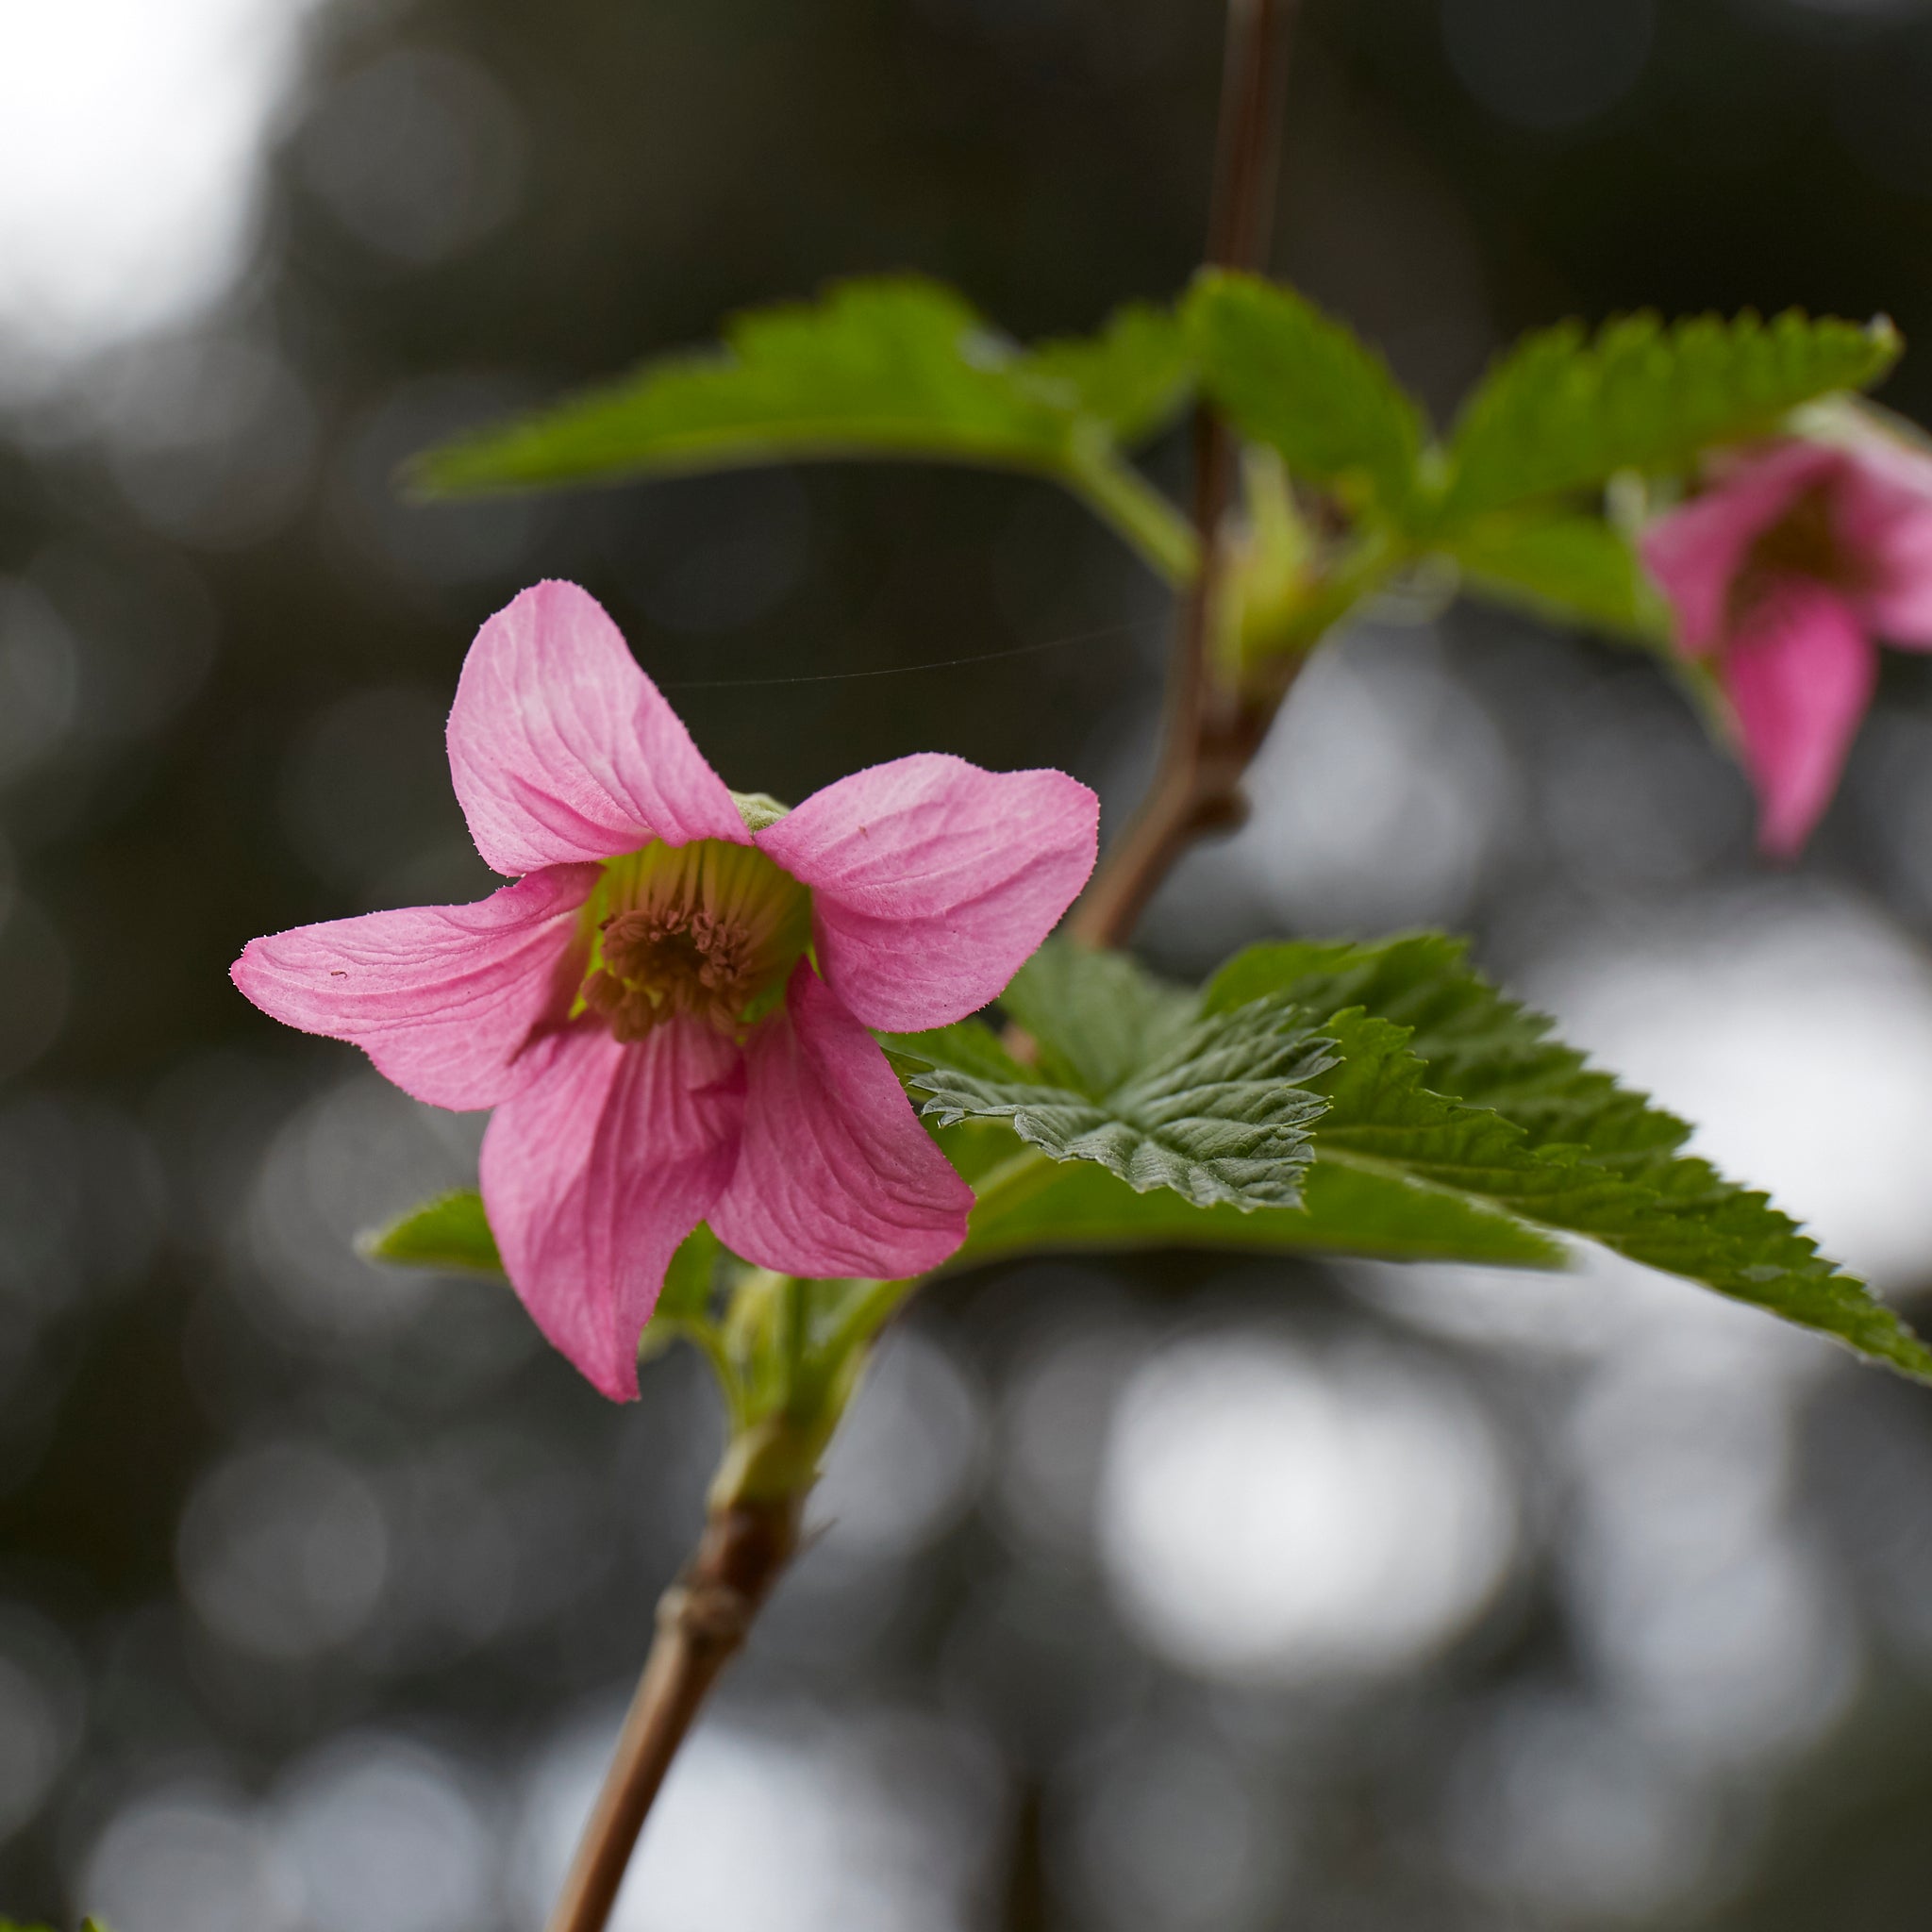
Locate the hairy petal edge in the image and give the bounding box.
[231,864,600,1111]
[756,752,1098,1031]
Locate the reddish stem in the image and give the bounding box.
[541,1497,801,1932]
[1070,0,1300,948]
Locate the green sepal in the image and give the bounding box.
[359,1189,502,1274]
[360,1191,723,1361]
[730,789,791,831]
[658,1221,722,1320]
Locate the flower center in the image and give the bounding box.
[576,840,811,1042]
[1739,483,1873,609]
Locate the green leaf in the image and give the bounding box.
[1445,509,1668,641]
[360,1189,502,1275]
[955,1144,1568,1271]
[880,1018,1038,1091]
[408,276,1197,581]
[1186,269,1426,521]
[1020,300,1194,442]
[1207,934,1932,1379]
[892,966,1336,1211]
[1441,308,1901,525]
[999,939,1196,1094]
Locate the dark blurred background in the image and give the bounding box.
[10,0,1932,1925]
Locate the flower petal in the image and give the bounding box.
[1725,581,1876,858]
[480,1020,745,1401]
[754,752,1098,1030]
[231,864,600,1109]
[1835,438,1932,646]
[709,965,973,1281]
[448,580,746,875]
[1642,442,1842,655]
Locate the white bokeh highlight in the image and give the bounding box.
[1096,1333,1517,1681]
[809,1327,987,1561]
[84,1785,297,1932]
[517,1703,1003,1932]
[274,1734,496,1932]
[176,1440,390,1660]
[1152,629,1513,955]
[1528,885,1932,1291]
[0,0,320,384]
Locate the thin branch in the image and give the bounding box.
[1070,0,1300,949]
[541,1496,802,1932]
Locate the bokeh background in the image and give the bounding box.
[9,0,1932,1925]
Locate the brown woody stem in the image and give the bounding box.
[541,1495,803,1932]
[1069,0,1299,949]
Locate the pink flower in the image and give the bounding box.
[234,581,1098,1399]
[1641,427,1932,855]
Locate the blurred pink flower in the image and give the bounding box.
[234,581,1098,1398]
[1642,429,1932,855]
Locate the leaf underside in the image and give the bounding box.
[951,1142,1568,1272]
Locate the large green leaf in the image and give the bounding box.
[1186,269,1426,522]
[1441,308,1901,525]
[1207,935,1932,1379]
[408,276,1196,581]
[889,991,1336,1212]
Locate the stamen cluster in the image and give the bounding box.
[578,838,811,1041]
